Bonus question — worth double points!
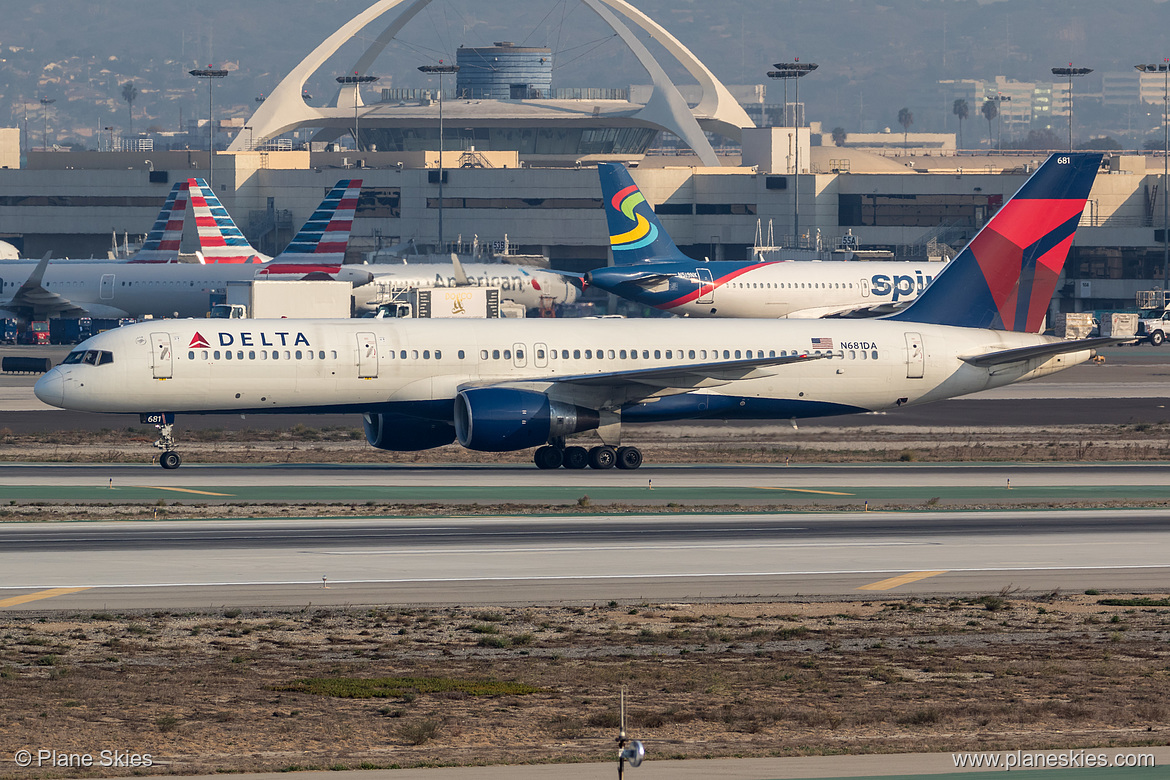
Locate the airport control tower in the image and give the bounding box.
[456,43,553,100]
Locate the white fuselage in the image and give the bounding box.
[362,262,578,310]
[36,318,1088,437]
[0,262,279,319]
[592,259,947,319]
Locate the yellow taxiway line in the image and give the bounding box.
[135,486,235,496]
[858,571,948,591]
[756,487,855,496]
[0,587,91,608]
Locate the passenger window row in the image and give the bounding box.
[188,349,338,361]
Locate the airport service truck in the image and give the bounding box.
[372,286,523,318]
[1135,290,1170,345]
[210,280,353,319]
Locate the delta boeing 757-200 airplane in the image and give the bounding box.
[587,163,945,319]
[36,154,1117,471]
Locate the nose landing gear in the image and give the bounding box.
[152,422,183,470]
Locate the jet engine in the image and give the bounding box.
[363,412,455,451]
[454,388,600,452]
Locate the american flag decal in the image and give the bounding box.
[811,337,834,349]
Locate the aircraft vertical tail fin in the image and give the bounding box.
[267,179,362,268]
[598,163,690,265]
[188,178,265,263]
[126,180,189,263]
[890,153,1102,332]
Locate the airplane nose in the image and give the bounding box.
[34,369,64,408]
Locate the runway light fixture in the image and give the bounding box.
[767,61,818,252]
[336,73,380,152]
[1051,65,1092,151]
[1136,61,1170,293]
[189,66,229,189]
[418,62,460,255]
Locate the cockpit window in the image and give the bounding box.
[61,350,114,366]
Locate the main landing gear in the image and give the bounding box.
[153,422,183,470]
[533,444,643,470]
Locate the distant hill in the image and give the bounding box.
[3,0,1168,147]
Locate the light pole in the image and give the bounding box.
[767,61,817,251]
[1051,65,1092,152]
[418,62,459,255]
[335,73,380,152]
[1136,61,1170,292]
[39,97,55,151]
[189,66,228,189]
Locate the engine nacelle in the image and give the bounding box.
[454,388,599,452]
[363,412,455,451]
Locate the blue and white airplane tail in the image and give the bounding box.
[126,180,189,263]
[890,153,1102,333]
[598,163,691,265]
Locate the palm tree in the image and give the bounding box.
[831,127,847,147]
[897,107,913,150]
[981,98,998,149]
[952,99,969,150]
[121,81,138,135]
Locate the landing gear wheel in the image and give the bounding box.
[534,445,564,470]
[588,445,617,470]
[1151,331,1165,347]
[159,451,182,470]
[562,446,589,470]
[615,446,643,470]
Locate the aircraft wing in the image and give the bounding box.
[960,336,1131,368]
[460,352,830,407]
[4,254,90,317]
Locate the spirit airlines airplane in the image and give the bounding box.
[36,153,1115,471]
[587,163,944,318]
[188,181,579,311]
[0,180,371,322]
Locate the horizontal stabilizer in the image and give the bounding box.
[960,336,1129,368]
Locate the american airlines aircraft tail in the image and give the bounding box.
[125,180,190,264]
[189,178,363,269]
[35,154,1118,471]
[188,179,263,264]
[599,162,691,265]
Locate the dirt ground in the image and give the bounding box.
[1,593,1168,777]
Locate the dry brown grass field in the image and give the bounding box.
[1,593,1168,777]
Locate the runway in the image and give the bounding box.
[2,510,1167,610]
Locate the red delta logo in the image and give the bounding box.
[188,332,210,349]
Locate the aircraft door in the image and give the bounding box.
[534,342,548,368]
[512,343,527,368]
[150,332,173,379]
[357,332,378,378]
[696,267,714,304]
[100,274,115,300]
[859,278,870,298]
[905,331,924,379]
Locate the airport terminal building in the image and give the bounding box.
[1,0,1167,315]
